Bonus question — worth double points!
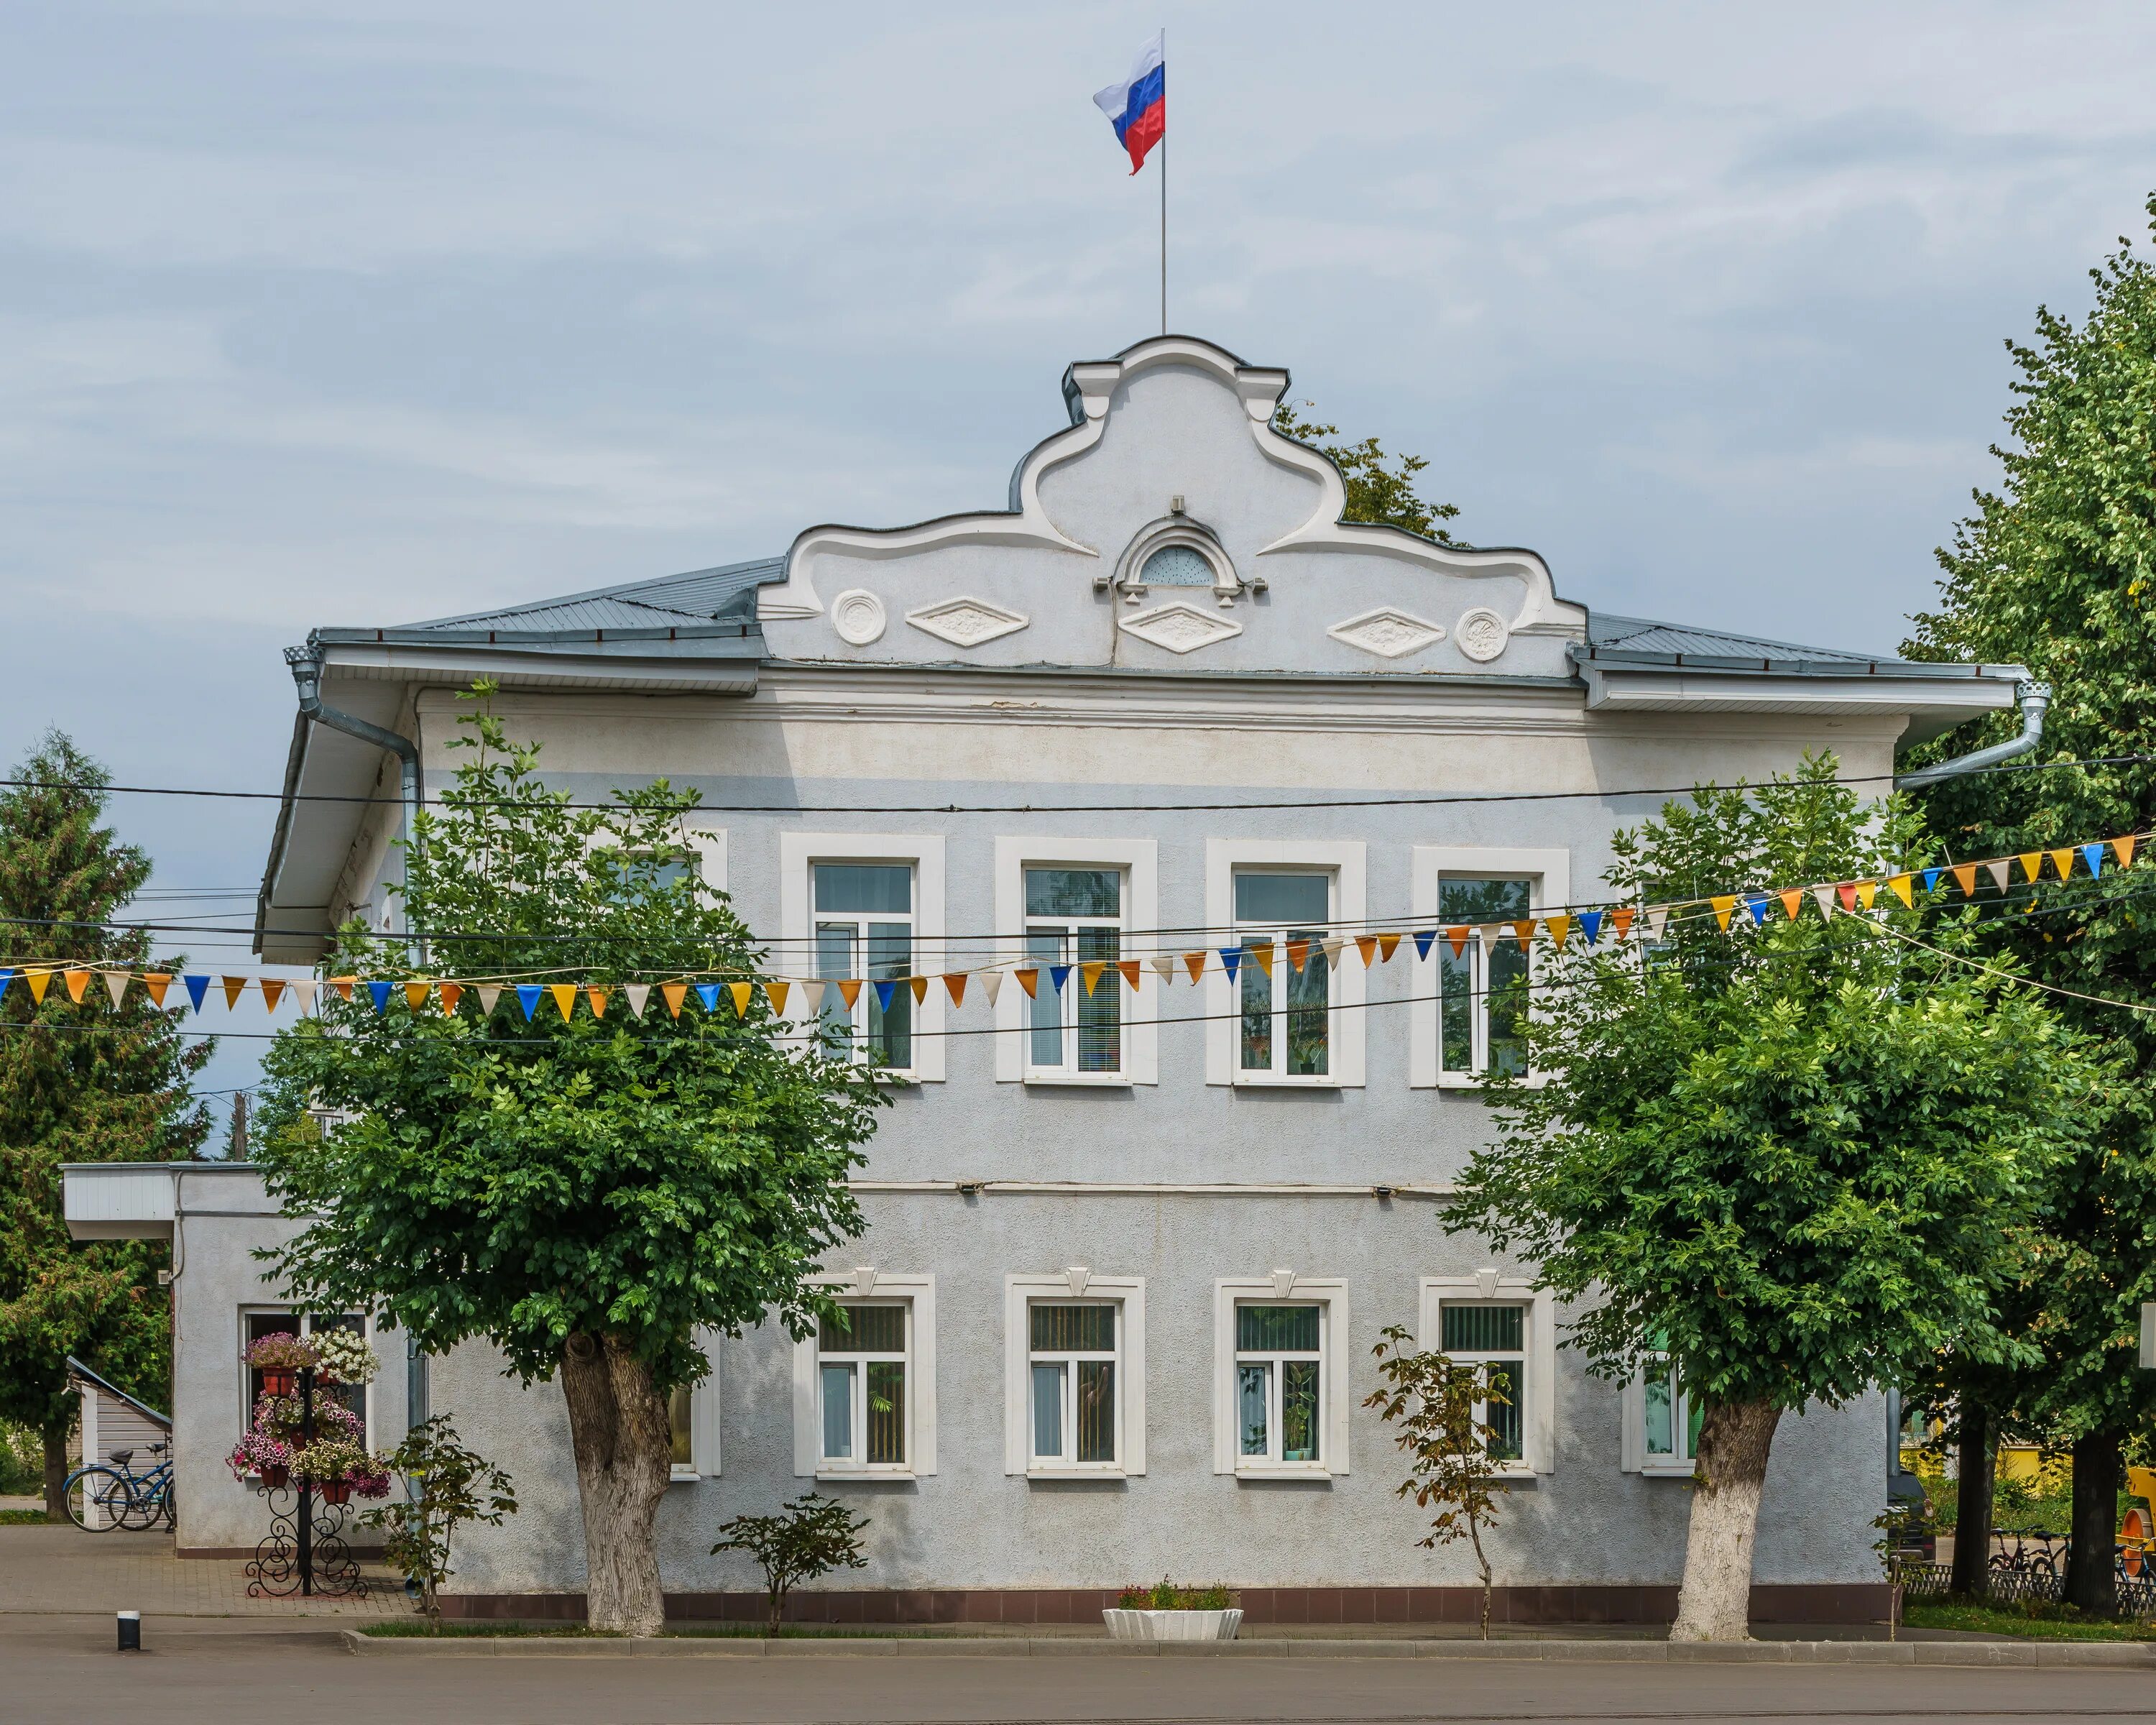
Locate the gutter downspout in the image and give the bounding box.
[284,643,425,958]
[1896,681,2050,790]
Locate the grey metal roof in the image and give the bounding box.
[1577,612,2014,681]
[387,556,785,637]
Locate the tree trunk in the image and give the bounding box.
[1669,1399,1782,1642]
[2063,1427,2122,1617]
[558,1332,673,1636]
[42,1419,69,1522]
[1950,1407,1996,1600]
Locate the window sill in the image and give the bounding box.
[668,1468,704,1486]
[1233,1463,1333,1480]
[815,1467,916,1483]
[1641,1461,1697,1479]
[1437,1072,1547,1091]
[1026,1464,1128,1481]
[1023,1072,1133,1088]
[1232,1075,1342,1090]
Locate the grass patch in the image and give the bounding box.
[1904,1598,2156,1641]
[0,1509,54,1525]
[361,1621,623,1639]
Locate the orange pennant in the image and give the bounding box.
[1354,935,1378,967]
[1886,874,1913,908]
[63,967,91,1004]
[1182,951,1207,983]
[727,982,753,1016]
[1836,883,1858,914]
[142,972,172,1006]
[1248,941,1275,976]
[942,973,967,1006]
[1117,959,1141,991]
[404,980,430,1012]
[1015,968,1039,999]
[219,975,246,1009]
[438,982,463,1014]
[1376,933,1401,962]
[908,975,928,1006]
[1710,896,1737,932]
[836,978,862,1010]
[1778,889,1804,921]
[1081,960,1105,995]
[1543,914,1572,949]
[661,981,688,1018]
[548,983,577,1020]
[1611,907,1636,941]
[1510,919,1537,947]
[1286,937,1310,973]
[259,978,285,1013]
[2115,835,2139,870]
[329,975,355,1002]
[1445,926,1470,959]
[1950,865,1977,897]
[586,986,609,1018]
[2017,851,2043,884]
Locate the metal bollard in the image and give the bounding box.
[116,1609,140,1652]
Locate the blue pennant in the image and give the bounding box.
[183,974,212,1012]
[515,984,543,1021]
[1413,930,1437,960]
[363,980,392,1013]
[1579,911,1604,946]
[694,983,721,1013]
[872,980,897,1012]
[1745,895,1770,926]
[0,968,13,1003]
[1922,868,1943,895]
[2083,842,2106,879]
[1219,948,1242,983]
[1049,964,1072,994]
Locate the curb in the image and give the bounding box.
[338,1630,2156,1665]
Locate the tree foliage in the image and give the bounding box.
[0,732,208,1511]
[1273,402,1463,544]
[710,1493,869,1634]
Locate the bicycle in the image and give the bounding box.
[1988,1528,2064,1581]
[62,1442,175,1533]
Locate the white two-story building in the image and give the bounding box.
[70,336,2025,1627]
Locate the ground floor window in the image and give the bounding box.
[1235,1303,1324,1465]
[1641,1350,1703,1472]
[242,1310,367,1441]
[817,1302,910,1469]
[1028,1302,1118,1466]
[1439,1301,1526,1463]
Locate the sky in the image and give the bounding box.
[3,1,2155,1124]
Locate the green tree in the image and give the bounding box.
[0,732,209,1517]
[252,687,883,1634]
[1903,195,2156,1614]
[1447,758,2101,1639]
[1273,402,1463,543]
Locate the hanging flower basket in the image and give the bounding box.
[318,1479,352,1506]
[260,1463,290,1489]
[260,1368,297,1397]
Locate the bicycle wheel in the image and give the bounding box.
[115,1478,162,1532]
[63,1466,135,1532]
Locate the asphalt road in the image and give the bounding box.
[8,1620,2156,1725]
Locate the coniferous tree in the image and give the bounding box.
[0,732,211,1516]
[1904,196,2156,1614]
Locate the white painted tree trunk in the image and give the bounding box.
[1669,1399,1782,1642]
[559,1332,674,1637]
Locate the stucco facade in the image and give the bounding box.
[75,335,2026,1619]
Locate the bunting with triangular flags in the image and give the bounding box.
[624,983,650,1019]
[548,983,577,1020]
[365,980,392,1014]
[517,984,543,1021]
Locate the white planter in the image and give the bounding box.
[1102,1607,1243,1642]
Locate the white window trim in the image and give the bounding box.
[236,1307,377,1454]
[778,833,945,1082]
[1212,1275,1350,1476]
[792,1269,936,1478]
[1204,841,1365,1087]
[1003,1271,1146,1477]
[1621,1354,1699,1478]
[671,1329,723,1481]
[994,838,1158,1086]
[581,820,726,890]
[1418,1272,1555,1477]
[1409,846,1570,1090]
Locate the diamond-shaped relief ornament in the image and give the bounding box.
[1327,607,1447,660]
[905,596,1030,648]
[1118,601,1245,654]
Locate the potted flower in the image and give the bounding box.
[310,1328,379,1389]
[226,1429,296,1490]
[291,1438,391,1505]
[247,1332,319,1397]
[1103,1580,1242,1642]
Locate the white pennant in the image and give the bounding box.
[290,978,318,1014]
[981,972,1003,1007]
[103,972,129,1008]
[476,984,502,1016]
[624,983,650,1019]
[1150,955,1176,985]
[1644,906,1669,942]
[1321,937,1345,970]
[1984,859,2012,894]
[797,979,825,1015]
[1811,886,1835,921]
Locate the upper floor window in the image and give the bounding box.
[1438,876,1533,1077]
[1141,545,1215,586]
[1439,1301,1526,1463]
[1235,871,1331,1078]
[1026,868,1123,1075]
[814,863,913,1070]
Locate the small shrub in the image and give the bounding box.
[1115,1579,1235,1611]
[357,1416,517,1632]
[711,1494,869,1634]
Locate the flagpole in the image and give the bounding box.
[1158,27,1166,335]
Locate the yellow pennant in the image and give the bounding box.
[586,986,609,1018]
[941,973,966,1006]
[1248,941,1275,977]
[1950,864,1977,897]
[908,975,928,1006]
[142,972,172,1007]
[1285,937,1309,973]
[548,983,577,1020]
[1855,881,1879,911]
[765,980,791,1016]
[1182,951,1207,983]
[1015,967,1039,999]
[2115,835,2139,870]
[1543,914,1572,949]
[259,978,285,1013]
[2017,851,2043,883]
[1886,874,1914,908]
[835,978,862,1010]
[1355,935,1378,967]
[404,980,431,1012]
[25,970,52,1005]
[1778,889,1804,921]
[727,982,753,1016]
[63,967,91,1004]
[1376,932,1401,962]
[2050,847,2077,881]
[1081,960,1105,995]
[439,982,463,1014]
[661,981,688,1019]
[1711,896,1738,932]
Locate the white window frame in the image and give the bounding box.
[586,819,726,892]
[1212,1275,1350,1476]
[236,1307,377,1451]
[792,1270,936,1478]
[1621,1350,1700,1478]
[1204,841,1365,1087]
[667,1330,723,1481]
[1003,1271,1146,1477]
[994,838,1158,1085]
[1418,1272,1555,1476]
[779,834,945,1082]
[1409,847,1569,1090]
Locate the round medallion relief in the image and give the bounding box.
[831,589,887,645]
[1455,607,1511,663]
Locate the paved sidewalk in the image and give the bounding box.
[0,1523,398,1619]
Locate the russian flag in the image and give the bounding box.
[1093,32,1164,174]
